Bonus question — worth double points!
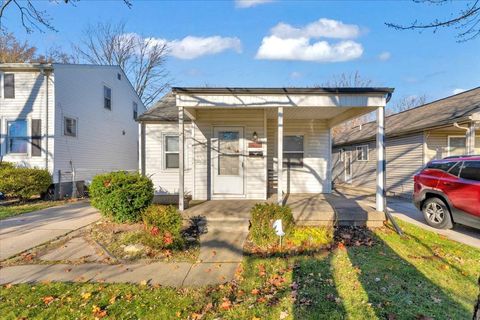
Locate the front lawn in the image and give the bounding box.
[0,200,67,220]
[1,220,478,319]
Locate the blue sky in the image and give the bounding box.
[4,0,480,106]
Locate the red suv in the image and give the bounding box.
[413,156,480,230]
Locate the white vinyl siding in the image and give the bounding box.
[333,132,424,198]
[268,119,330,194]
[0,70,54,170]
[425,126,480,162]
[144,122,193,195]
[194,109,266,200]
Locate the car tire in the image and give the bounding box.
[422,197,453,229]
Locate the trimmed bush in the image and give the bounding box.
[89,171,153,223]
[142,205,183,249]
[250,203,294,247]
[0,166,52,200]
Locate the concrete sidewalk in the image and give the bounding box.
[0,220,248,287]
[0,201,100,260]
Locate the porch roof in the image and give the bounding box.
[138,87,394,122]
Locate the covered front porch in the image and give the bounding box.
[184,190,385,227]
[172,87,393,215]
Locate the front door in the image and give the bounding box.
[344,151,352,184]
[212,127,245,197]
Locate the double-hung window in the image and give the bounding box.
[356,145,369,161]
[64,117,77,137]
[283,135,304,167]
[164,135,179,169]
[104,86,112,110]
[3,73,15,99]
[7,120,28,154]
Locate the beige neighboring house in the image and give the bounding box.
[137,87,394,212]
[332,87,480,198]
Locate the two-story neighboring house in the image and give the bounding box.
[0,63,146,198]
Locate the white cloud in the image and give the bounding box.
[378,51,391,61]
[290,71,302,79]
[146,35,242,60]
[256,18,363,62]
[270,18,360,39]
[453,88,466,95]
[256,36,363,62]
[235,0,274,8]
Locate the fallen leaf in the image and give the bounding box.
[251,288,260,295]
[220,298,232,310]
[42,296,54,305]
[109,295,116,304]
[140,279,148,286]
[279,310,288,319]
[81,292,92,300]
[4,284,12,289]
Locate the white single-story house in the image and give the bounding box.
[138,87,394,212]
[332,87,480,198]
[0,63,146,197]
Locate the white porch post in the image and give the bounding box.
[376,106,386,212]
[277,107,283,205]
[178,105,185,211]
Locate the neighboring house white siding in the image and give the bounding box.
[0,70,55,173]
[144,122,193,196]
[268,119,330,194]
[333,132,424,198]
[0,64,144,188]
[52,65,143,183]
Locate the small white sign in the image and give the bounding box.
[272,219,285,237]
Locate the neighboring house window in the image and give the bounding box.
[104,86,112,110]
[7,120,27,154]
[356,145,369,161]
[460,161,480,181]
[117,73,121,80]
[31,119,42,157]
[164,135,179,169]
[64,117,77,137]
[448,136,466,156]
[283,135,304,167]
[133,102,138,120]
[4,74,15,99]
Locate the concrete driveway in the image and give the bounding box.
[0,201,100,260]
[387,198,480,249]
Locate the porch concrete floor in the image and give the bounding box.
[184,190,385,227]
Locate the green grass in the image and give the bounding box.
[0,201,66,220]
[1,220,478,319]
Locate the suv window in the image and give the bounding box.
[459,161,480,181]
[448,162,462,177]
[426,161,458,172]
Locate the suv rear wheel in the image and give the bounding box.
[422,197,453,229]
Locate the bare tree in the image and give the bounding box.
[73,21,170,107]
[0,32,71,63]
[386,0,480,42]
[0,0,132,33]
[388,94,427,115]
[319,71,376,137]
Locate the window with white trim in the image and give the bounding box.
[283,135,304,167]
[448,136,466,156]
[356,145,368,161]
[164,135,179,169]
[7,120,28,154]
[340,148,345,162]
[64,117,77,137]
[104,86,112,110]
